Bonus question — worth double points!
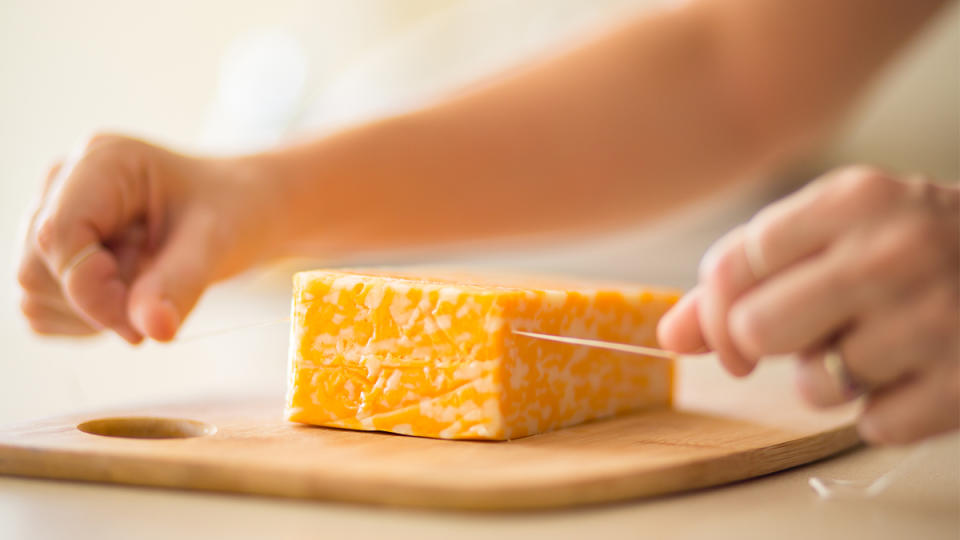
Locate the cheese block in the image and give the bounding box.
[285,269,681,440]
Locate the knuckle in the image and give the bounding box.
[700,225,748,279]
[702,243,740,294]
[832,166,902,209]
[856,218,930,284]
[78,134,150,187]
[34,216,59,255]
[904,176,959,212]
[844,164,887,180]
[841,165,891,190]
[19,296,45,320]
[16,263,44,292]
[83,132,145,162]
[83,132,127,152]
[749,200,780,231]
[909,176,939,202]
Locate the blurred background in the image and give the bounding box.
[0,0,957,424]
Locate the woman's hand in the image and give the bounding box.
[658,166,959,445]
[17,134,284,343]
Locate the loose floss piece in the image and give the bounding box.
[808,444,933,500]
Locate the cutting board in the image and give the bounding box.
[0,359,859,510]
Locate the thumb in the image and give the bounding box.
[128,211,219,341]
[657,286,707,353]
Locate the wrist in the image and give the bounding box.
[225,149,337,261]
[188,153,297,274]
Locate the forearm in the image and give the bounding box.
[251,0,946,258]
[257,4,739,257]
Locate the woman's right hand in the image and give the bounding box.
[17,134,284,343]
[658,166,959,444]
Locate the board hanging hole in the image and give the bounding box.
[77,417,217,439]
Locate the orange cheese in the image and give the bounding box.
[285,269,681,440]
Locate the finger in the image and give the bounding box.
[699,168,896,351]
[697,227,763,375]
[17,161,69,299]
[727,246,860,361]
[128,211,218,341]
[106,220,152,284]
[17,249,67,301]
[16,244,106,334]
[20,296,99,335]
[729,208,948,360]
[840,283,958,389]
[858,361,960,445]
[743,166,902,277]
[33,138,150,344]
[25,317,101,336]
[19,284,95,323]
[795,350,864,408]
[60,247,143,344]
[697,168,901,375]
[657,286,707,353]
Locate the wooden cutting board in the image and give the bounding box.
[0,359,859,510]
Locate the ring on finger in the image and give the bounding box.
[823,347,863,397]
[59,242,101,278]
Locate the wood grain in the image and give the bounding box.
[0,359,859,510]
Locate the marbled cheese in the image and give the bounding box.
[285,269,680,440]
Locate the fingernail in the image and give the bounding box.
[153,298,181,341]
[131,297,180,341]
[116,324,143,345]
[720,353,754,377]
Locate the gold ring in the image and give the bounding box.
[60,242,101,278]
[823,347,860,396]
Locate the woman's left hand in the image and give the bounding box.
[658,166,959,445]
